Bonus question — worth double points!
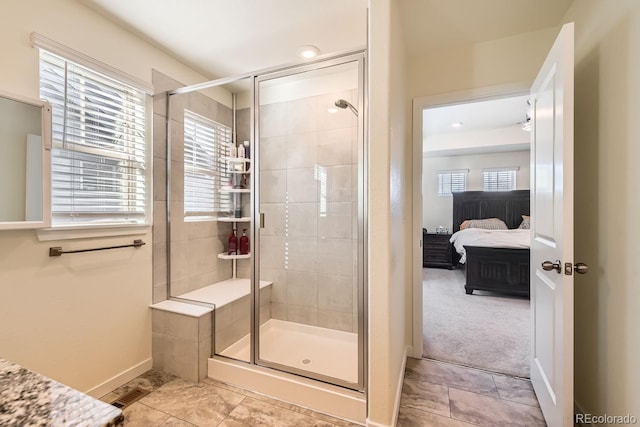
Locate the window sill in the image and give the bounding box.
[36,223,151,241]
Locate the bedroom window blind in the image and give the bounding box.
[482,167,518,191]
[183,110,232,219]
[437,169,467,196]
[39,49,149,225]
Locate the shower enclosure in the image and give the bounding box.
[165,52,366,392]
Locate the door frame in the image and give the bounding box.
[411,82,532,360]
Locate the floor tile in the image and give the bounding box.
[397,406,475,427]
[139,378,245,426]
[492,374,539,407]
[449,387,546,427]
[217,397,334,427]
[399,376,450,417]
[112,369,177,397]
[161,417,197,426]
[406,358,498,397]
[122,402,171,426]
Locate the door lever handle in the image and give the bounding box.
[541,260,562,274]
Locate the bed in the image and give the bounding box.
[451,190,531,297]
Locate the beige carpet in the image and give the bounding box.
[422,268,530,378]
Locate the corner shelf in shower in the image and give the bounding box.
[217,252,251,260]
[220,188,251,194]
[216,217,251,223]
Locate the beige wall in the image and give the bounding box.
[368,0,411,425]
[562,0,640,419]
[423,150,531,231]
[0,0,209,395]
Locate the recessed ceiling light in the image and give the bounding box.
[451,122,463,128]
[297,45,320,59]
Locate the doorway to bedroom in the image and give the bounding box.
[418,91,533,379]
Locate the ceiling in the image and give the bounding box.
[80,0,573,79]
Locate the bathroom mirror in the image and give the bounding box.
[0,90,52,229]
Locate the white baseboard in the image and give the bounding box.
[367,345,409,427]
[86,358,153,398]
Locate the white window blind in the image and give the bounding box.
[482,167,518,191]
[39,50,148,225]
[184,110,232,218]
[437,170,467,196]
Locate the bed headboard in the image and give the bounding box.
[452,190,530,232]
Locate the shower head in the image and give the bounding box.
[334,99,358,116]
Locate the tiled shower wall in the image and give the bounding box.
[259,89,359,332]
[152,70,246,302]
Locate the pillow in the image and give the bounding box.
[518,215,530,230]
[460,218,508,230]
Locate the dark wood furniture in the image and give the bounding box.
[423,232,454,269]
[452,190,530,297]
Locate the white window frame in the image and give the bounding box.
[482,167,519,192]
[183,110,232,221]
[33,34,153,240]
[437,169,468,196]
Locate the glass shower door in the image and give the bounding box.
[255,55,365,389]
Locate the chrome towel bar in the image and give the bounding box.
[49,239,145,257]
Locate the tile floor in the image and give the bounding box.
[101,358,545,427]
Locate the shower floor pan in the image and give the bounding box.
[219,318,358,383]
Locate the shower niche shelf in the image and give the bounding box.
[221,188,250,194]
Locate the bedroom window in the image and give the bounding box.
[437,169,467,196]
[482,167,518,191]
[39,49,149,226]
[183,110,232,219]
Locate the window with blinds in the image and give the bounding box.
[437,170,467,196]
[482,168,518,191]
[39,50,148,225]
[183,110,232,219]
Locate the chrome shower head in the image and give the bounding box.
[334,99,358,116]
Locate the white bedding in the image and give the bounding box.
[449,228,531,264]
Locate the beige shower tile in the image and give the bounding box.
[189,91,218,121]
[286,168,318,203]
[153,113,167,159]
[260,103,286,138]
[170,160,184,201]
[169,202,187,241]
[152,310,199,341]
[169,119,184,164]
[317,127,351,146]
[260,236,286,270]
[318,274,353,312]
[317,252,353,277]
[152,333,199,382]
[170,240,189,282]
[169,93,188,123]
[153,285,168,304]
[317,140,352,167]
[286,132,317,169]
[318,213,352,239]
[259,136,287,171]
[286,270,318,306]
[153,201,167,244]
[152,69,184,94]
[270,302,287,320]
[154,158,167,201]
[259,203,286,236]
[198,336,211,381]
[317,310,353,332]
[286,97,318,135]
[326,165,352,202]
[153,242,168,287]
[287,304,318,326]
[217,103,233,127]
[260,170,287,203]
[287,203,318,238]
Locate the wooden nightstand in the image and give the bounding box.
[423,232,455,269]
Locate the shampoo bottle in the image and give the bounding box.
[238,143,245,159]
[228,229,238,255]
[239,229,250,255]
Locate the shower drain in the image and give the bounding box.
[301,359,311,365]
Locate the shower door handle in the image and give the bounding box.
[260,212,265,229]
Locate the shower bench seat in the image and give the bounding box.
[149,278,272,383]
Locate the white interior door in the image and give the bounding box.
[530,22,575,427]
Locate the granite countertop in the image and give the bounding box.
[0,358,123,427]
